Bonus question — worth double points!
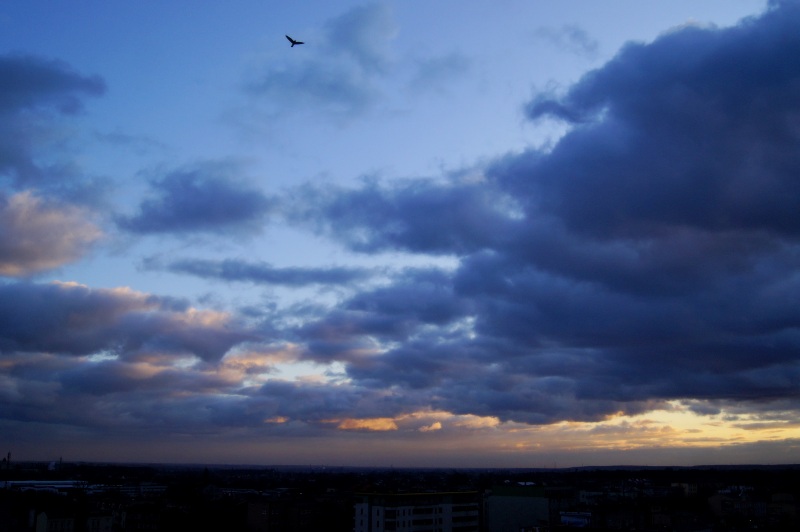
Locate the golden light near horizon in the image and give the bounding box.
[312,402,800,462]
[487,402,800,457]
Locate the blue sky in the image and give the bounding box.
[4,0,800,468]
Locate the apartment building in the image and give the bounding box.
[354,491,480,532]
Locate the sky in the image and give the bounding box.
[2,0,800,468]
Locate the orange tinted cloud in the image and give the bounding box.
[336,418,399,431]
[0,192,102,276]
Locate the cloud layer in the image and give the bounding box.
[161,257,372,287]
[3,2,800,463]
[0,281,253,361]
[286,2,800,424]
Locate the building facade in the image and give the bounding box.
[354,492,480,532]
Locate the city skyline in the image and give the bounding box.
[2,0,800,468]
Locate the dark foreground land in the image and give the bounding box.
[1,461,798,531]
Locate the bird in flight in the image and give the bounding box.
[286,35,304,47]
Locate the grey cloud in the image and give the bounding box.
[324,3,396,75]
[535,24,599,58]
[245,60,377,117]
[291,179,522,254]
[346,338,483,391]
[59,359,232,397]
[1,342,277,433]
[2,368,250,432]
[294,310,389,363]
[0,281,255,361]
[0,54,104,114]
[244,4,395,118]
[3,373,401,438]
[408,52,471,93]
[345,268,469,326]
[294,269,470,363]
[160,257,372,287]
[345,334,660,424]
[117,163,274,235]
[254,380,370,423]
[523,5,800,238]
[2,347,405,434]
[0,54,105,187]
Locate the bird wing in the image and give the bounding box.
[285,35,295,43]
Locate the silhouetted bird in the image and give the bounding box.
[286,35,304,47]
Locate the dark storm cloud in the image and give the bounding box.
[58,359,231,397]
[292,267,470,363]
[117,163,274,235]
[160,257,371,287]
[288,2,800,424]
[291,178,522,254]
[1,347,402,435]
[253,380,385,423]
[0,281,254,361]
[523,6,800,237]
[345,268,468,327]
[0,54,105,186]
[1,359,251,432]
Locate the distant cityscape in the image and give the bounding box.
[1,453,798,531]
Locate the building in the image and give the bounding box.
[354,491,480,532]
[35,511,75,532]
[484,484,575,532]
[247,496,313,531]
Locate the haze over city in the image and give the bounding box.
[2,0,800,468]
